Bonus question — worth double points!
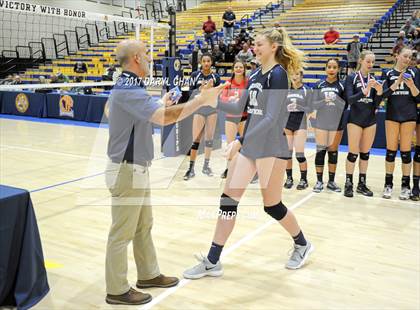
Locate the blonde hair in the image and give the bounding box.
[356,50,375,71]
[259,27,305,74]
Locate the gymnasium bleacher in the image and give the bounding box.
[3,0,415,88]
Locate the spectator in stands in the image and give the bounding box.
[273,21,281,30]
[14,75,23,85]
[237,28,250,44]
[400,19,416,39]
[409,10,420,28]
[346,34,363,74]
[218,39,227,54]
[236,43,254,63]
[71,76,93,94]
[74,61,88,74]
[222,6,236,45]
[35,76,52,93]
[224,44,237,63]
[391,37,406,57]
[103,64,118,81]
[56,71,70,83]
[233,37,243,54]
[0,74,14,85]
[249,58,259,72]
[201,41,210,54]
[323,26,340,45]
[202,16,217,49]
[212,45,224,63]
[395,30,409,45]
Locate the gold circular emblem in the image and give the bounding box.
[15,93,29,113]
[174,59,181,71]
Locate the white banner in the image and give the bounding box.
[0,0,169,28]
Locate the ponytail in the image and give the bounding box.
[259,27,306,74]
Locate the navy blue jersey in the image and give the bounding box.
[217,64,290,159]
[312,79,346,131]
[345,72,382,128]
[285,85,312,131]
[381,68,420,122]
[190,70,221,115]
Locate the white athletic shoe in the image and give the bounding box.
[183,254,223,280]
[285,241,314,270]
[382,185,393,199]
[399,187,411,200]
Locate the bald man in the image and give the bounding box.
[105,40,224,305]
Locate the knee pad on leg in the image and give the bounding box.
[347,152,358,163]
[205,140,214,148]
[415,146,420,163]
[296,152,306,163]
[386,149,397,163]
[328,151,338,165]
[400,151,412,164]
[264,201,288,221]
[191,142,200,150]
[359,152,370,161]
[219,193,239,219]
[315,147,327,166]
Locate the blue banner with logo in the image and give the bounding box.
[0,91,46,117]
[45,93,90,121]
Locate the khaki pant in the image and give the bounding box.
[105,161,160,295]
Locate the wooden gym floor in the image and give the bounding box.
[0,116,419,310]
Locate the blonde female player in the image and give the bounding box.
[184,53,221,180]
[343,50,383,198]
[184,28,313,279]
[283,70,312,190]
[381,47,420,200]
[219,60,248,179]
[311,58,346,193]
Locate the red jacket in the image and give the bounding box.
[203,20,216,33]
[324,30,340,44]
[220,78,248,117]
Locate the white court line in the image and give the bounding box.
[140,192,315,310]
[1,144,107,161]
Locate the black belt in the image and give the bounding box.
[111,159,151,167]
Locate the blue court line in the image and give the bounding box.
[30,172,105,193]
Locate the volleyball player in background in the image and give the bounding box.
[413,96,420,201]
[343,51,383,198]
[310,58,346,193]
[283,70,312,190]
[381,47,420,200]
[183,28,313,280]
[184,53,221,180]
[219,60,248,179]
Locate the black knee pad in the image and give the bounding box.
[191,142,200,150]
[219,193,239,219]
[347,152,358,163]
[296,152,306,163]
[386,149,397,163]
[400,151,412,164]
[205,140,213,148]
[315,147,327,166]
[328,151,338,164]
[264,201,288,221]
[359,152,370,161]
[415,145,420,163]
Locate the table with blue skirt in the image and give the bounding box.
[0,91,108,123]
[0,185,49,310]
